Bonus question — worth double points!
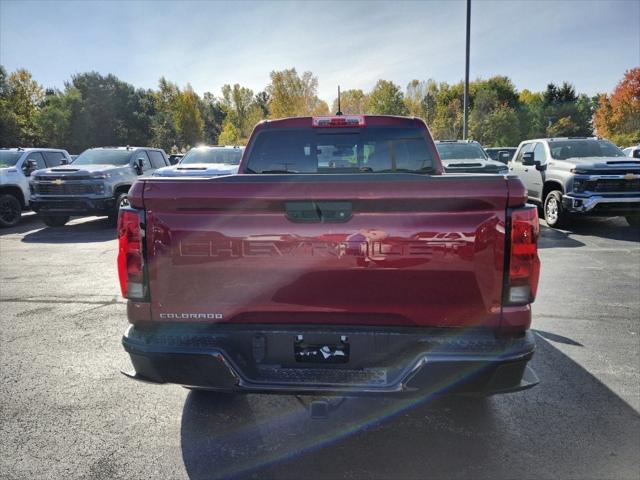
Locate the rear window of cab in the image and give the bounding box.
[245,127,435,174]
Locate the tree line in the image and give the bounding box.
[1,65,638,153]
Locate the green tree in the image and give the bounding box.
[547,116,582,137]
[404,79,439,124]
[472,76,519,109]
[266,68,325,118]
[217,120,241,145]
[151,77,180,151]
[469,84,522,146]
[3,68,44,146]
[0,66,20,147]
[244,105,267,139]
[173,85,204,147]
[331,89,368,114]
[542,82,592,137]
[129,88,156,146]
[201,91,227,146]
[221,83,256,137]
[66,72,154,151]
[471,104,521,146]
[254,91,270,118]
[36,87,83,149]
[431,97,463,140]
[311,99,330,116]
[368,80,408,115]
[518,89,546,139]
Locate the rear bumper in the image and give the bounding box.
[562,194,640,216]
[30,196,115,215]
[122,324,537,396]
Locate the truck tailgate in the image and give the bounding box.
[141,174,509,328]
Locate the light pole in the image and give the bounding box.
[463,0,471,140]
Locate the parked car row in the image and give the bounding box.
[0,145,244,228]
[430,136,639,228]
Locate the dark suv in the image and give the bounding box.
[30,146,169,227]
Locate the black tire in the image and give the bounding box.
[0,194,22,228]
[108,192,129,226]
[41,215,70,227]
[543,190,568,228]
[625,216,640,227]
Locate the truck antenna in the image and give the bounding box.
[335,86,343,116]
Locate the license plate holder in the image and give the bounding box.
[294,335,350,364]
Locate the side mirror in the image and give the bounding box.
[135,158,144,175]
[60,158,69,165]
[535,161,547,171]
[522,152,535,166]
[23,159,38,175]
[498,151,511,164]
[633,149,640,159]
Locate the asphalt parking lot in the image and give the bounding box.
[1,212,639,480]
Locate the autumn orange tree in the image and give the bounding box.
[594,68,640,146]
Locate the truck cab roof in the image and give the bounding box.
[0,147,69,152]
[89,146,153,151]
[254,115,426,129]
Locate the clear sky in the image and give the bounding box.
[1,0,638,103]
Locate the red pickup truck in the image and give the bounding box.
[119,115,540,397]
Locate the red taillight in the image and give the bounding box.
[117,208,145,299]
[312,116,365,128]
[506,205,540,305]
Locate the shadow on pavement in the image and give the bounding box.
[20,217,115,243]
[538,217,640,248]
[0,211,43,237]
[539,216,639,245]
[565,217,640,242]
[539,225,586,249]
[534,329,584,346]
[180,337,639,480]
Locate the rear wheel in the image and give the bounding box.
[544,190,568,228]
[0,194,22,228]
[41,215,70,227]
[625,216,640,227]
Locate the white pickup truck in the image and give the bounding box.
[0,148,72,227]
[152,145,244,177]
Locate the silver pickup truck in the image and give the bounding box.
[509,137,640,228]
[30,146,169,227]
